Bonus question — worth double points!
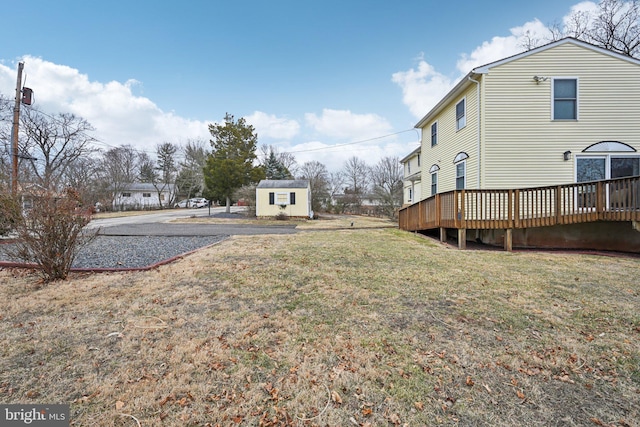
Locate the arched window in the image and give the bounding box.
[453,152,469,190]
[429,165,440,196]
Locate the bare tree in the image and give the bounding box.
[20,107,97,191]
[342,156,370,214]
[548,0,640,57]
[101,145,144,209]
[176,139,207,200]
[371,156,403,218]
[297,160,330,213]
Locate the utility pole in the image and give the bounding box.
[10,62,24,196]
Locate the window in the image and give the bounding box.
[122,192,131,197]
[431,122,438,146]
[276,192,288,205]
[269,192,275,205]
[408,188,413,202]
[290,192,296,205]
[142,192,151,197]
[429,164,440,196]
[407,162,410,174]
[456,162,466,190]
[553,78,577,120]
[431,172,438,196]
[456,99,466,130]
[417,154,421,167]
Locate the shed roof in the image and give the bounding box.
[257,179,309,189]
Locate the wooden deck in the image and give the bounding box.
[398,176,640,250]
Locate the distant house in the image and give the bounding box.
[112,183,176,211]
[400,146,422,206]
[256,180,312,218]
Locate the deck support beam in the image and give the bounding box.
[504,229,513,252]
[440,227,447,242]
[458,229,466,249]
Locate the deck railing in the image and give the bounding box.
[399,175,640,232]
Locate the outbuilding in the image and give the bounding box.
[256,180,312,218]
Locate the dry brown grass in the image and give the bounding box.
[171,214,397,230]
[1,228,639,426]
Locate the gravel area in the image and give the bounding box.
[0,235,229,270]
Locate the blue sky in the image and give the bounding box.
[1,0,590,170]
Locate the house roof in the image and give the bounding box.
[119,183,176,192]
[400,145,421,163]
[415,37,640,129]
[257,179,309,189]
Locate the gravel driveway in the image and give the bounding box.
[0,215,298,271]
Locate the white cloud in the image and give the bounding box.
[391,61,453,119]
[244,111,300,140]
[393,16,561,119]
[304,108,392,140]
[0,56,210,154]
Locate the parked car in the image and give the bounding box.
[174,198,208,208]
[174,199,188,208]
[191,198,209,208]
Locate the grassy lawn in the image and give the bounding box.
[0,226,638,426]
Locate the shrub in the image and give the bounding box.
[5,188,97,282]
[0,194,21,236]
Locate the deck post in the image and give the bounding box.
[504,229,513,252]
[440,227,447,242]
[458,228,466,249]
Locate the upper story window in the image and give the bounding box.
[407,161,411,174]
[553,78,578,120]
[431,122,438,146]
[417,154,421,167]
[456,99,466,131]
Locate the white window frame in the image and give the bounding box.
[275,192,289,205]
[552,77,579,121]
[431,121,438,146]
[431,172,438,196]
[456,98,466,131]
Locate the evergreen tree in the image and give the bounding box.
[203,113,264,212]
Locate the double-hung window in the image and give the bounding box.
[431,172,438,196]
[456,162,466,190]
[553,78,578,120]
[456,99,466,131]
[431,122,438,146]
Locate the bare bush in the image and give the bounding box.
[4,188,97,282]
[0,194,21,236]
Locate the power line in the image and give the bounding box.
[285,128,418,154]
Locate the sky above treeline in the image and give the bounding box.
[0,0,596,171]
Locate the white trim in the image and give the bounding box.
[583,141,636,152]
[456,97,466,131]
[430,121,438,146]
[552,77,579,121]
[430,171,438,196]
[453,152,469,163]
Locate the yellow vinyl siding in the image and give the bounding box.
[256,187,310,217]
[421,85,479,196]
[483,43,640,189]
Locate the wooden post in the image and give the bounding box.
[504,229,513,252]
[458,228,466,249]
[11,62,24,196]
[440,227,446,242]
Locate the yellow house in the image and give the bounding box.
[413,37,640,197]
[256,180,312,218]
